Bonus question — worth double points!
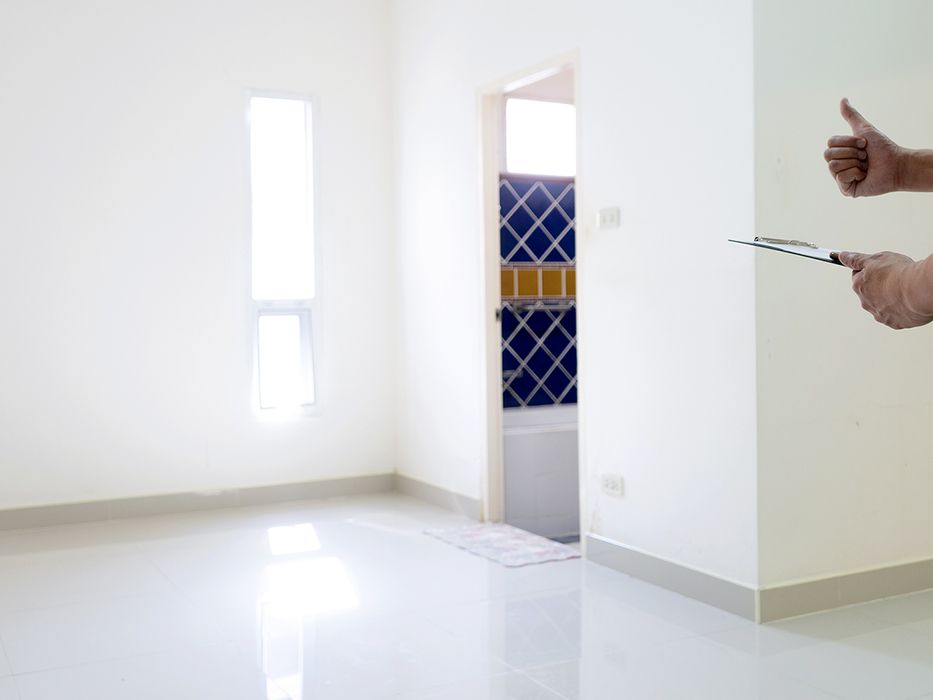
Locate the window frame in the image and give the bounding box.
[246,90,322,418]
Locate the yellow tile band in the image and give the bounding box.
[501,265,576,299]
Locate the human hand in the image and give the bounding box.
[824,99,904,197]
[835,251,932,329]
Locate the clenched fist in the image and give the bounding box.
[824,99,904,198]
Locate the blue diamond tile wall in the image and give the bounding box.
[500,177,575,264]
[500,175,577,408]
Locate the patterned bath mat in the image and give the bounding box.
[425,523,580,567]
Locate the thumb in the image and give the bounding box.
[836,251,868,271]
[840,98,872,132]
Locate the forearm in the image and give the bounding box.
[901,254,933,320]
[896,148,933,192]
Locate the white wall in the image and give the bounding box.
[0,0,396,508]
[392,0,759,585]
[755,0,933,586]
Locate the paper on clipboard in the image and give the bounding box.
[728,237,843,266]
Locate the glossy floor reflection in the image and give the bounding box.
[0,494,932,698]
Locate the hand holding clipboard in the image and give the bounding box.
[730,236,932,329]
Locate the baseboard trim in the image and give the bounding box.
[585,534,758,621]
[586,534,933,623]
[0,473,483,532]
[0,474,395,531]
[394,475,482,520]
[759,558,933,623]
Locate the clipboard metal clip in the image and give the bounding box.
[754,236,818,249]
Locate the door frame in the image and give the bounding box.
[478,51,581,523]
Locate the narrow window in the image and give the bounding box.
[257,313,314,409]
[505,98,576,177]
[249,95,316,411]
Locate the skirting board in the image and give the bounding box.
[394,474,483,521]
[586,533,933,623]
[585,534,758,620]
[758,557,933,622]
[0,474,395,532]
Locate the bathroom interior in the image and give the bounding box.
[497,67,580,544]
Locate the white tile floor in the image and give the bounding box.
[0,494,932,698]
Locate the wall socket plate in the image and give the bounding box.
[600,473,624,498]
[596,207,621,229]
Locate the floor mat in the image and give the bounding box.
[424,523,581,567]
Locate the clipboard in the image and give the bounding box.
[728,237,843,266]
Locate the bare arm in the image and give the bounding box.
[897,148,933,192]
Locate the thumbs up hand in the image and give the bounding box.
[824,98,904,197]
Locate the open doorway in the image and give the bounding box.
[481,59,580,543]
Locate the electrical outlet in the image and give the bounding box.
[596,207,621,230]
[600,473,624,498]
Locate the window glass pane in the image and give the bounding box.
[258,314,314,409]
[505,98,576,177]
[250,97,314,300]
